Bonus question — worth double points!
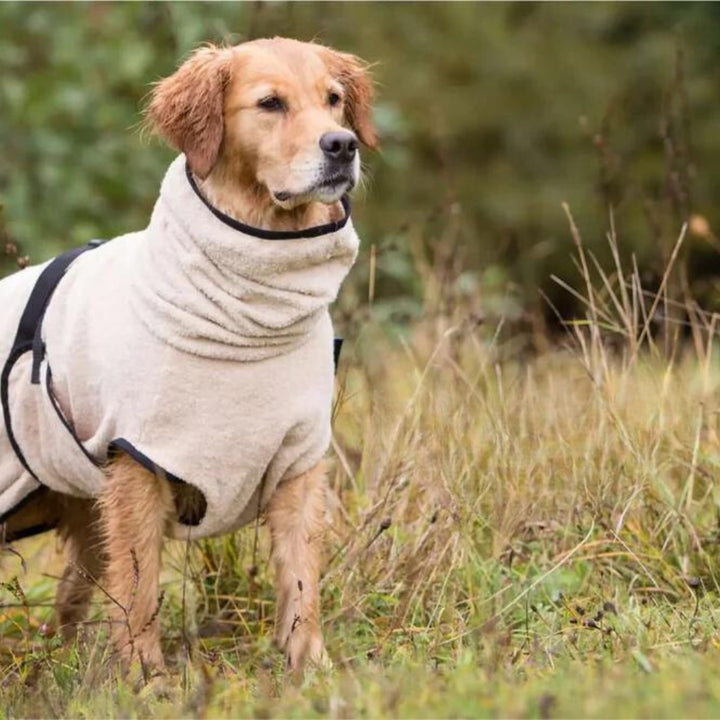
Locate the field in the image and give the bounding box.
[4,224,720,718]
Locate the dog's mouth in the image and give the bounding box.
[317,173,355,192]
[273,173,355,204]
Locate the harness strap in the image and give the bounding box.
[2,239,342,486]
[1,241,102,480]
[13,241,102,357]
[333,337,343,372]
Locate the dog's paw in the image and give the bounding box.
[136,669,181,702]
[283,626,331,682]
[122,648,168,689]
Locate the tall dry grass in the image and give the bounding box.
[167,210,720,682]
[4,210,720,717]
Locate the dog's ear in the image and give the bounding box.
[320,48,378,150]
[146,45,232,179]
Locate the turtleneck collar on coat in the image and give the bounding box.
[131,155,359,362]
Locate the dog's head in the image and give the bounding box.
[146,37,376,215]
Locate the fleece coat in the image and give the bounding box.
[0,155,358,539]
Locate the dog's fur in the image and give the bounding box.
[7,37,374,678]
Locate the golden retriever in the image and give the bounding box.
[4,36,375,680]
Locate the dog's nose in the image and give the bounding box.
[319,131,358,162]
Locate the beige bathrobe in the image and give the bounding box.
[0,155,358,539]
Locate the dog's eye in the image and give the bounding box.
[328,92,342,107]
[258,96,285,112]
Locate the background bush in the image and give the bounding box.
[2,2,720,328]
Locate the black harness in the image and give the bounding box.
[1,240,344,490]
[1,241,103,483]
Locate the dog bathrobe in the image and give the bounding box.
[0,155,358,540]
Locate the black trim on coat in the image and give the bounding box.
[185,163,352,240]
[108,438,205,527]
[4,521,58,543]
[1,241,103,526]
[0,485,48,526]
[45,366,101,468]
[0,485,59,543]
[1,343,38,481]
[109,438,185,485]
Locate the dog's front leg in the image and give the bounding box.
[267,461,329,679]
[101,453,173,674]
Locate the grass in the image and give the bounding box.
[4,217,720,718]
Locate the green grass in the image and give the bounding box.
[4,223,720,717]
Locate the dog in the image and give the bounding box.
[0,36,375,678]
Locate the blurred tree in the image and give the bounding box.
[1,2,719,325]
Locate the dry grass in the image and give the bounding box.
[4,216,720,717]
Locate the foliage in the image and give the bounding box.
[2,3,720,322]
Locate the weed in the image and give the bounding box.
[4,211,720,717]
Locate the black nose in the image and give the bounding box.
[319,131,358,162]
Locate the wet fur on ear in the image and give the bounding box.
[320,48,378,150]
[145,45,232,179]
